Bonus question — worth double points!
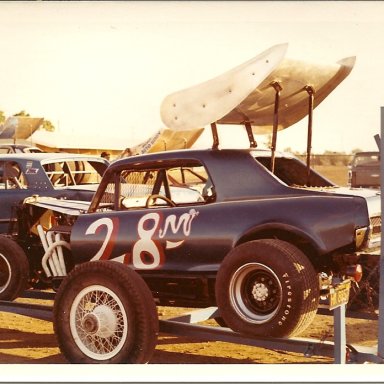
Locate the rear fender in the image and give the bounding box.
[236,222,324,265]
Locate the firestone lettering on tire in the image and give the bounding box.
[278,273,293,326]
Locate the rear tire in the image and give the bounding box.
[53,260,159,363]
[215,239,319,338]
[0,236,29,301]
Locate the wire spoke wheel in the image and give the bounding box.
[70,285,128,360]
[54,261,158,363]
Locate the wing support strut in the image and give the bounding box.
[245,121,257,149]
[211,121,257,150]
[268,82,315,183]
[211,122,219,150]
[305,85,315,186]
[270,81,282,173]
[209,82,316,178]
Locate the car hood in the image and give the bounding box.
[23,196,90,216]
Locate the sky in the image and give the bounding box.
[1,1,384,155]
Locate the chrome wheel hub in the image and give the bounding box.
[252,282,269,301]
[81,305,117,338]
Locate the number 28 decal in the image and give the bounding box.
[86,209,199,270]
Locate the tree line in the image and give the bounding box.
[0,110,55,132]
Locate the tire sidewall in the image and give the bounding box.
[216,240,316,337]
[54,261,158,363]
[57,273,136,363]
[0,236,29,300]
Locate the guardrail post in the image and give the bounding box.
[333,303,346,363]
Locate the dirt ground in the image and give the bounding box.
[0,165,380,368]
[0,300,379,365]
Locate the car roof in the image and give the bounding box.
[111,148,248,165]
[111,147,294,168]
[98,148,302,205]
[0,152,108,163]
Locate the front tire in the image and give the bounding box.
[53,261,159,363]
[0,236,29,301]
[215,239,319,338]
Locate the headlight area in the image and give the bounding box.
[354,226,370,250]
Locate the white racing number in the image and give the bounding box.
[86,209,199,269]
[132,212,163,269]
[87,217,117,261]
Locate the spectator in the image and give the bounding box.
[101,151,111,160]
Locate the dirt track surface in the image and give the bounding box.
[0,299,379,365]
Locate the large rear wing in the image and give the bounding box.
[160,43,355,179]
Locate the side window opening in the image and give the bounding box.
[166,165,215,203]
[43,160,105,187]
[256,156,332,187]
[95,161,216,212]
[98,180,117,209]
[0,161,27,189]
[120,170,159,208]
[353,153,380,167]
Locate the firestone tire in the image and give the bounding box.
[53,260,159,363]
[0,235,29,301]
[215,239,319,338]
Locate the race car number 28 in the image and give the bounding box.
[86,209,199,269]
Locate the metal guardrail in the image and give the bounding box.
[0,291,382,364]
